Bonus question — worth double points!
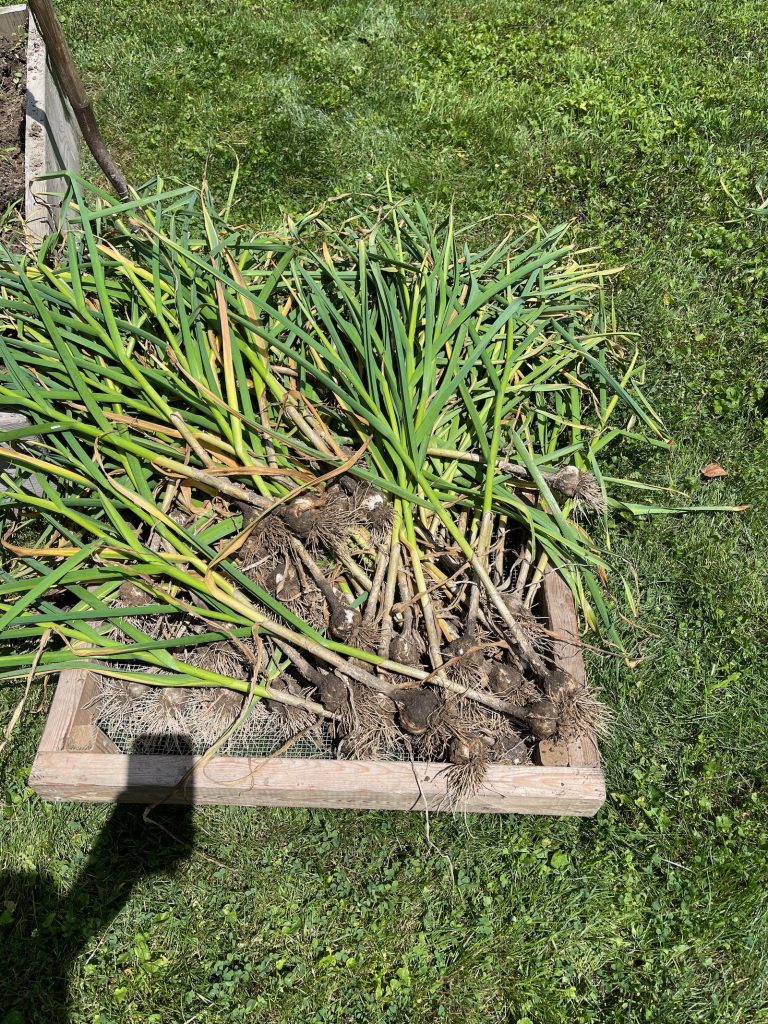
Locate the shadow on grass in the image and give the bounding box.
[0,736,195,1024]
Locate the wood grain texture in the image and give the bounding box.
[36,668,84,752]
[0,410,50,498]
[0,413,31,431]
[29,571,606,815]
[536,568,601,769]
[30,751,605,815]
[66,673,120,753]
[0,5,27,35]
[543,567,586,685]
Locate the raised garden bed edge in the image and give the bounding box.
[0,3,80,244]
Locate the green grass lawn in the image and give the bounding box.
[2,1,768,1021]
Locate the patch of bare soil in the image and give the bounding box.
[0,29,26,241]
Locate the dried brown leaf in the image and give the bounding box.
[700,462,728,479]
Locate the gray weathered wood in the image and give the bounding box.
[0,413,31,490]
[538,567,601,768]
[0,413,31,431]
[0,411,47,495]
[65,673,120,753]
[25,5,81,243]
[0,5,81,243]
[31,749,605,814]
[0,4,26,34]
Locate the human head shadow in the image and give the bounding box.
[0,734,195,1023]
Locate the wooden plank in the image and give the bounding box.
[0,413,50,498]
[542,566,586,685]
[25,6,78,241]
[65,673,120,753]
[29,751,605,815]
[0,413,31,431]
[4,3,83,245]
[0,5,27,36]
[36,668,84,752]
[536,569,601,769]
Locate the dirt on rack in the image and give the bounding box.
[0,29,27,242]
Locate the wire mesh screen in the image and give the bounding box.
[95,707,418,762]
[95,713,335,759]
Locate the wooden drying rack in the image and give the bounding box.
[29,569,605,816]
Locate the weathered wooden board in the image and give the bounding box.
[30,570,605,816]
[0,4,26,34]
[0,4,81,244]
[24,5,81,243]
[0,411,48,496]
[535,567,601,769]
[30,749,605,814]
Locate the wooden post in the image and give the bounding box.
[27,0,130,198]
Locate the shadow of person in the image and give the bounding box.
[0,735,195,1024]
